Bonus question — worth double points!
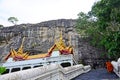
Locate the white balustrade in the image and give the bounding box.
[0,64,91,80]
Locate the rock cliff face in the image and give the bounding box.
[0,19,105,67]
[0,19,79,61]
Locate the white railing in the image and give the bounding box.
[2,54,73,69]
[0,64,91,80]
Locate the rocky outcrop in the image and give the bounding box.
[78,38,107,68]
[0,19,79,61]
[0,19,106,67]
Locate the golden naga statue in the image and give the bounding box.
[4,33,73,61]
[4,37,30,61]
[48,33,73,56]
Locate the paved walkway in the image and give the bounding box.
[73,68,119,80]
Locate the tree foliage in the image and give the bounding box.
[8,17,18,25]
[76,0,120,59]
[0,24,4,28]
[0,66,6,75]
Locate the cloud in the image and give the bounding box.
[0,0,97,26]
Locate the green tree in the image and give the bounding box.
[76,0,120,59]
[0,24,4,28]
[91,0,120,59]
[8,17,18,25]
[76,12,90,35]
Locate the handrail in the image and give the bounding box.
[0,64,91,80]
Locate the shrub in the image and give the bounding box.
[0,66,6,75]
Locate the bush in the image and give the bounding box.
[0,66,6,75]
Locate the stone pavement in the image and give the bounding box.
[73,68,119,80]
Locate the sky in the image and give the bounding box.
[0,0,98,27]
